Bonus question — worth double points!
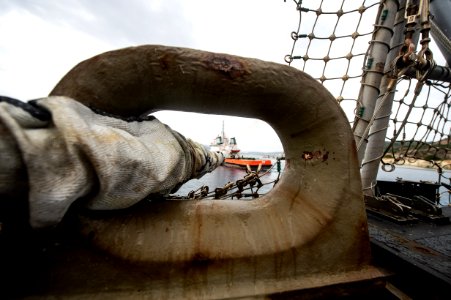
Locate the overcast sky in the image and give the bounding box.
[0,0,301,152]
[2,1,449,152]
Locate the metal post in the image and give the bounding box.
[361,0,417,196]
[353,0,400,164]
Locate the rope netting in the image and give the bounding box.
[285,0,451,171]
[170,0,451,202]
[384,78,450,164]
[285,0,381,122]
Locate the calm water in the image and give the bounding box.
[173,161,451,205]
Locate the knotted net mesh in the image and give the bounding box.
[285,0,450,169]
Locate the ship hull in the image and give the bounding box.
[224,158,273,171]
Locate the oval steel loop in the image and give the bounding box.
[50,45,371,279]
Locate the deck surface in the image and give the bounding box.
[368,206,451,297]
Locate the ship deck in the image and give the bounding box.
[368,206,451,298]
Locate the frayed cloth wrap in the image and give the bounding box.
[0,96,223,228]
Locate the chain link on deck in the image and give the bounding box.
[166,164,281,200]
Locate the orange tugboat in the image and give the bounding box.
[210,122,272,172]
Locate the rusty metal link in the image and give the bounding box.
[187,185,209,199]
[231,191,260,200]
[390,40,415,81]
[167,162,279,201]
[214,174,264,200]
[167,168,278,201]
[214,181,234,199]
[236,172,263,192]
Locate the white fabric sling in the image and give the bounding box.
[0,96,223,228]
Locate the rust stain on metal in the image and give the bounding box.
[204,55,249,79]
[302,150,330,162]
[300,149,336,167]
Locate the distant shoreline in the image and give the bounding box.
[382,158,451,170]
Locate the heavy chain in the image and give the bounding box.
[166,165,281,200]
